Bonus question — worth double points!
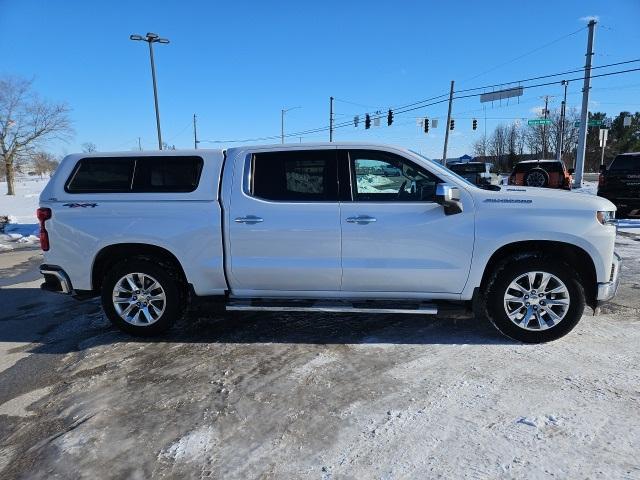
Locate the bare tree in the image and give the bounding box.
[489,124,508,170]
[82,142,97,153]
[0,76,73,195]
[32,151,59,178]
[471,134,488,158]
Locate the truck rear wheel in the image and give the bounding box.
[484,255,585,343]
[101,258,183,336]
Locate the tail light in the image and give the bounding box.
[36,208,52,251]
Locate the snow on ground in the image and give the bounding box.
[0,233,639,479]
[572,180,598,196]
[0,176,49,251]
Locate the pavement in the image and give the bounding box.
[0,237,639,479]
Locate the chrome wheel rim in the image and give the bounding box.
[526,171,546,187]
[503,271,570,331]
[112,273,166,326]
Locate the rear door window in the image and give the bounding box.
[250,150,338,201]
[609,154,640,171]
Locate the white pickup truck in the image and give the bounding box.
[38,143,621,343]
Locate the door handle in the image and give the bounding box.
[235,215,264,224]
[345,215,377,224]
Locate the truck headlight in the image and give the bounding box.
[596,210,615,225]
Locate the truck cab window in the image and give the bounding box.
[349,150,440,202]
[250,151,338,201]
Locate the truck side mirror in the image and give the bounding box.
[435,184,463,215]
[599,164,606,173]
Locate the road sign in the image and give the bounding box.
[432,119,439,129]
[480,86,524,103]
[528,119,551,126]
[573,120,604,127]
[599,128,609,147]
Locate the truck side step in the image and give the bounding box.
[226,299,438,315]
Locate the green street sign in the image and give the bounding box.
[574,120,604,127]
[528,119,552,126]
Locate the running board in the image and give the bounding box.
[226,299,438,315]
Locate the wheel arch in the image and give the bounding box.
[92,243,188,292]
[479,240,598,309]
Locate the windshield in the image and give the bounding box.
[409,150,478,189]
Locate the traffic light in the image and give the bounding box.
[387,109,394,126]
[472,119,477,130]
[424,118,429,133]
[354,115,359,128]
[450,119,455,130]
[365,114,371,129]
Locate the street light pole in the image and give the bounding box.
[281,106,301,144]
[130,32,170,150]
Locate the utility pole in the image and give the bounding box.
[193,114,198,149]
[557,81,569,161]
[329,96,334,142]
[574,19,597,187]
[541,95,551,158]
[442,80,455,165]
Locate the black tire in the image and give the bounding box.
[483,254,586,343]
[524,168,549,187]
[101,258,184,336]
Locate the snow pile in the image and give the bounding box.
[572,180,598,195]
[0,176,49,251]
[159,425,215,464]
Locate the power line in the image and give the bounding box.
[200,64,640,144]
[460,26,587,84]
[454,58,640,94]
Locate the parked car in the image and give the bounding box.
[448,162,502,188]
[508,159,573,189]
[38,144,620,343]
[597,152,640,218]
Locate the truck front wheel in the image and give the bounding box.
[101,258,183,336]
[484,255,586,343]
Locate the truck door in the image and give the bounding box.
[339,149,474,295]
[227,149,342,293]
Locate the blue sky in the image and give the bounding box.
[2,0,640,158]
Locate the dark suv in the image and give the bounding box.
[598,152,640,218]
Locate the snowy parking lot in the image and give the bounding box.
[0,237,638,479]
[1,176,639,479]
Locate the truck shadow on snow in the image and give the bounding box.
[0,287,515,354]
